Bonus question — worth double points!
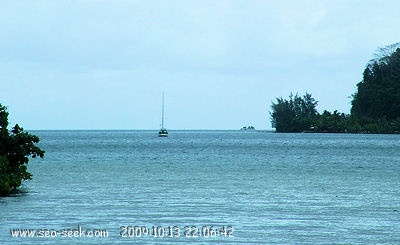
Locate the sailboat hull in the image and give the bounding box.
[158,129,168,137]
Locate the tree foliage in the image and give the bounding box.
[0,104,44,196]
[270,93,318,132]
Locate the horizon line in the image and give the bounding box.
[26,128,273,131]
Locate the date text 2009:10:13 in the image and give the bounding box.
[120,225,234,238]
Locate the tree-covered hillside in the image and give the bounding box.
[351,43,400,120]
[270,43,400,133]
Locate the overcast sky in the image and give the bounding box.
[1,0,399,130]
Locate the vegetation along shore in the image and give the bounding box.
[270,43,400,133]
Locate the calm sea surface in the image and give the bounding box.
[1,130,399,244]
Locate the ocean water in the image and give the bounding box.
[1,130,399,244]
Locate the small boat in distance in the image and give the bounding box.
[158,92,168,137]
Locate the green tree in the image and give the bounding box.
[0,104,44,196]
[270,93,318,132]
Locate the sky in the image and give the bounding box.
[1,0,400,130]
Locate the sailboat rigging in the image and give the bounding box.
[158,92,168,137]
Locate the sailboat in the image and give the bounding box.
[158,92,168,137]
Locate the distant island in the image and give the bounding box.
[241,126,255,131]
[270,43,400,134]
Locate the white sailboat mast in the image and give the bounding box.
[161,92,165,129]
